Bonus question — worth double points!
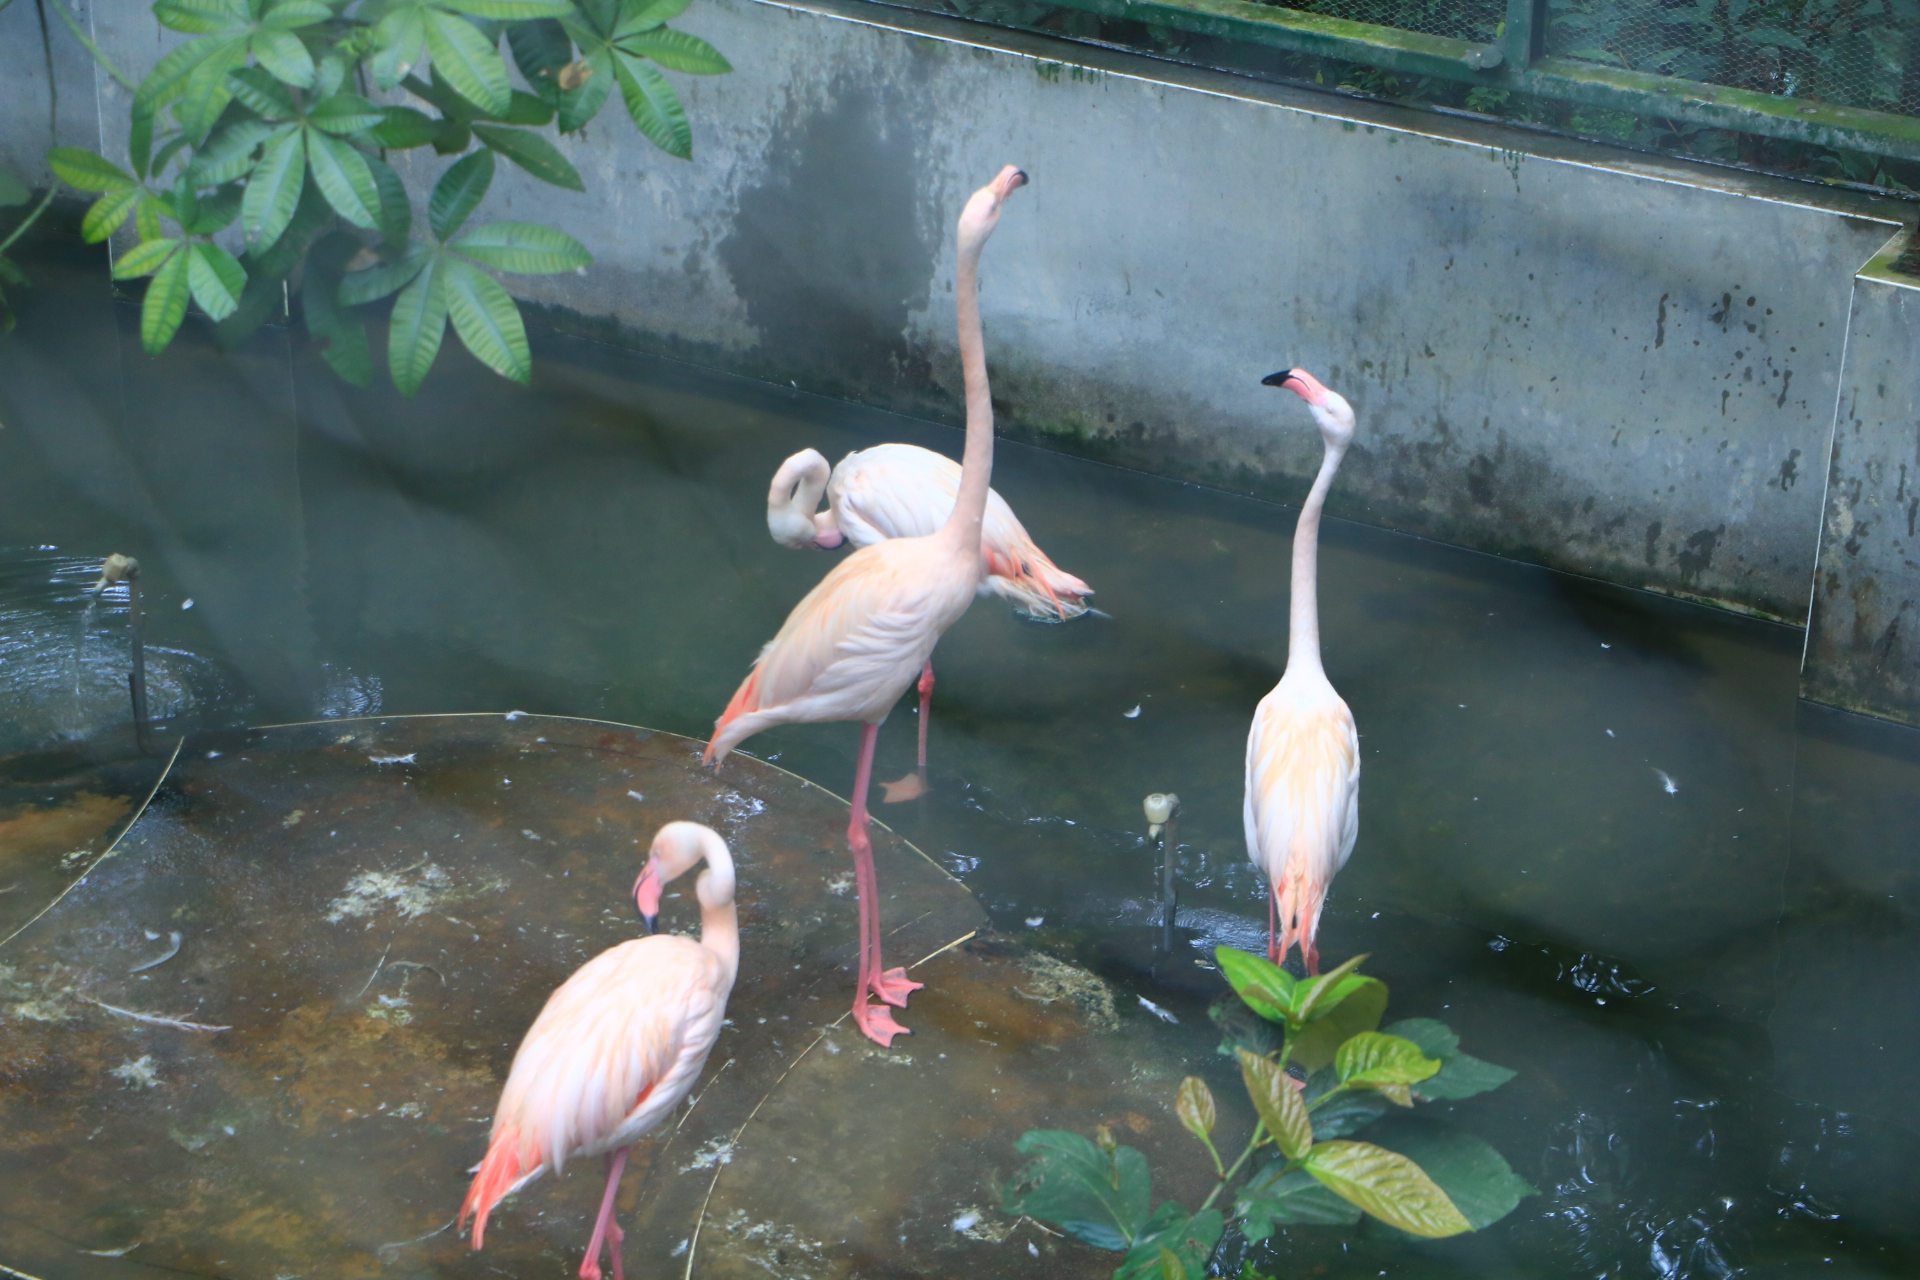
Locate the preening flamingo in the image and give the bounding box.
[707,164,1027,1045]
[461,822,738,1280]
[1244,369,1359,975]
[767,443,1092,800]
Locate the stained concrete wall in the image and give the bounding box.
[0,0,103,185]
[6,0,1919,716]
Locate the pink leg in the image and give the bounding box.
[577,1146,630,1280]
[880,664,935,804]
[1268,890,1279,965]
[1305,940,1320,977]
[848,724,920,1045]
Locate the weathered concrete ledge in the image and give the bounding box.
[5,0,1919,721]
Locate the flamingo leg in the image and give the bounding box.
[849,723,920,1045]
[577,1146,630,1280]
[1268,890,1279,965]
[879,663,935,804]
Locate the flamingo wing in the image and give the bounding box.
[832,445,956,544]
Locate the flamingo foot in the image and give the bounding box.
[854,998,912,1046]
[869,964,924,1008]
[878,771,927,803]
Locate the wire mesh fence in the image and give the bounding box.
[1277,0,1505,43]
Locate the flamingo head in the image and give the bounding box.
[1262,368,1355,451]
[767,449,835,549]
[634,821,732,933]
[958,165,1028,253]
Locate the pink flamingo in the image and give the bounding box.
[1244,369,1360,975]
[766,442,1093,799]
[461,821,738,1280]
[705,164,1027,1045]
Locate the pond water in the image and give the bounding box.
[2,250,1918,1278]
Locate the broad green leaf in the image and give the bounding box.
[371,5,426,89]
[613,53,691,158]
[616,26,730,73]
[470,123,583,190]
[1303,1066,1391,1139]
[424,9,511,115]
[47,148,135,193]
[440,0,571,15]
[444,255,530,382]
[243,126,307,248]
[1209,992,1285,1060]
[366,154,412,245]
[1156,1248,1185,1280]
[251,29,316,87]
[228,65,299,119]
[154,0,248,35]
[311,54,348,99]
[184,183,244,234]
[244,179,331,278]
[1002,1130,1152,1252]
[259,0,334,28]
[451,220,589,273]
[431,149,495,240]
[370,106,441,150]
[404,68,477,121]
[338,241,432,304]
[303,233,373,386]
[496,89,558,125]
[557,46,614,132]
[1236,1163,1361,1240]
[309,93,387,135]
[140,248,194,354]
[187,117,279,184]
[508,16,573,84]
[130,103,156,178]
[177,35,251,139]
[215,272,288,348]
[1238,1049,1313,1160]
[306,130,382,228]
[112,237,184,280]
[134,194,166,242]
[1335,1032,1440,1102]
[1114,1203,1222,1280]
[1174,1077,1216,1142]
[1301,1140,1471,1238]
[81,188,143,243]
[1289,976,1388,1072]
[186,241,246,321]
[135,34,233,112]
[388,251,450,395]
[1214,947,1295,1024]
[612,0,689,38]
[150,134,195,178]
[1370,1119,1535,1231]
[1384,1019,1517,1102]
[1290,953,1372,1026]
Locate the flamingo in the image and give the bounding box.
[705,164,1027,1045]
[766,444,1092,801]
[460,821,738,1280]
[1244,369,1359,975]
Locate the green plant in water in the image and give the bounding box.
[1002,949,1533,1277]
[40,0,729,393]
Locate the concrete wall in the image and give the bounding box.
[6,0,1919,718]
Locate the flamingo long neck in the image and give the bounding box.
[939,231,993,554]
[694,860,740,989]
[1286,438,1347,679]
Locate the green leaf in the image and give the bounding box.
[186,241,247,321]
[311,53,348,99]
[508,16,573,84]
[444,255,530,382]
[1301,1141,1472,1238]
[112,237,184,280]
[1175,1077,1216,1143]
[470,122,583,190]
[154,0,248,35]
[1303,1067,1391,1139]
[1238,1049,1313,1160]
[134,194,166,242]
[47,148,136,193]
[130,104,156,179]
[306,130,382,228]
[1114,1204,1222,1280]
[423,9,511,115]
[366,154,412,245]
[81,188,143,243]
[1290,953,1372,1026]
[440,0,571,15]
[495,89,557,126]
[612,53,691,158]
[612,0,689,38]
[369,105,441,150]
[309,93,387,136]
[338,240,432,304]
[1236,1163,1361,1240]
[1384,1019,1518,1102]
[243,126,307,248]
[615,26,730,73]
[140,247,194,354]
[1335,1032,1441,1104]
[1210,993,1285,1061]
[1002,1130,1152,1252]
[451,221,588,273]
[251,28,316,87]
[303,233,373,386]
[150,134,195,179]
[404,68,476,120]
[388,250,450,394]
[370,5,427,90]
[215,272,288,348]
[244,179,332,278]
[1370,1119,1535,1231]
[178,35,251,139]
[1215,947,1295,1024]
[259,0,334,28]
[1289,977,1388,1072]
[430,148,495,240]
[557,47,614,132]
[187,117,279,184]
[228,65,299,119]
[184,183,244,234]
[136,34,232,112]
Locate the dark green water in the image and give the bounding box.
[2,252,1917,1278]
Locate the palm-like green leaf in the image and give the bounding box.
[366,154,413,244]
[259,0,334,28]
[135,34,232,112]
[82,188,143,243]
[48,148,136,192]
[388,251,450,395]
[440,0,572,15]
[471,123,583,190]
[423,9,511,115]
[613,53,691,158]
[184,183,244,234]
[306,131,382,228]
[187,242,247,321]
[557,47,614,132]
[310,93,387,135]
[130,103,156,178]
[508,17,573,84]
[135,194,166,241]
[243,126,307,248]
[153,0,248,35]
[616,27,730,73]
[187,118,279,184]
[178,36,251,139]
[140,248,194,354]
[613,0,690,38]
[113,237,183,280]
[371,5,427,89]
[251,29,316,86]
[338,241,432,304]
[229,65,300,119]
[444,257,531,382]
[303,234,373,387]
[370,106,442,149]
[430,148,495,240]
[453,220,591,273]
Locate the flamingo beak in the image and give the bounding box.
[634,862,663,934]
[994,166,1029,199]
[1261,369,1302,390]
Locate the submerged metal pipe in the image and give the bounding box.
[94,554,149,753]
[1144,792,1180,953]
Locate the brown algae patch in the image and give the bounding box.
[1012,951,1119,1032]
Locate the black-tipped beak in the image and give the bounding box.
[641,908,660,935]
[1011,168,1029,188]
[1261,369,1299,388]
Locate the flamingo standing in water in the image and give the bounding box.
[1244,369,1360,974]
[461,822,738,1280]
[706,164,1027,1045]
[766,443,1093,799]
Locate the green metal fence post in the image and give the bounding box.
[1500,0,1540,71]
